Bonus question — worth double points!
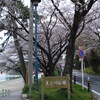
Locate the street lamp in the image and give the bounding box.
[31,0,41,3]
[31,0,41,92]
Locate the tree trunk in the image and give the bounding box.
[63,35,76,92]
[8,2,27,84]
[13,31,27,83]
[49,66,55,76]
[63,10,80,91]
[11,21,27,83]
[44,64,54,76]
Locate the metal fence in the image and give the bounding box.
[0,89,11,97]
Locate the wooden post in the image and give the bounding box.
[67,74,70,99]
[41,75,44,100]
[26,68,28,84]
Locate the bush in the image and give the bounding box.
[22,85,29,94]
[89,50,100,73]
[83,67,94,74]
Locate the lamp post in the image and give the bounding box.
[31,0,41,92]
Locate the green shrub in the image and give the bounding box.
[89,50,100,73]
[22,85,29,94]
[83,67,94,74]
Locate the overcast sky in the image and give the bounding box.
[23,0,72,7]
[23,0,30,6]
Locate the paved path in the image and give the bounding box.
[0,78,24,100]
[0,91,22,100]
[73,70,100,98]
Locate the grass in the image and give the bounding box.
[23,80,92,100]
[92,73,100,77]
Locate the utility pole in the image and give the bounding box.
[28,1,34,94]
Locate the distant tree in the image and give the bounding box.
[0,0,69,78]
[87,1,100,42]
[50,0,98,91]
[0,0,29,84]
[37,9,68,76]
[89,49,100,73]
[0,0,99,89]
[89,21,100,42]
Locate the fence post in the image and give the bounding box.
[8,90,10,96]
[41,75,44,100]
[2,89,4,97]
[87,77,91,92]
[67,74,70,100]
[74,75,77,84]
[5,89,7,96]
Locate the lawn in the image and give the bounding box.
[23,80,92,100]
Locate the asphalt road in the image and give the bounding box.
[73,70,100,98]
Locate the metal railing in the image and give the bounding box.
[0,89,11,97]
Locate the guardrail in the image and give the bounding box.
[0,89,11,97]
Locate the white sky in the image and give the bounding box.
[23,0,30,7]
[0,31,7,45]
[23,0,72,7]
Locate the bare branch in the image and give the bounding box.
[50,0,72,30]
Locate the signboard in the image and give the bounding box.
[41,75,70,100]
[79,58,83,61]
[78,49,85,58]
